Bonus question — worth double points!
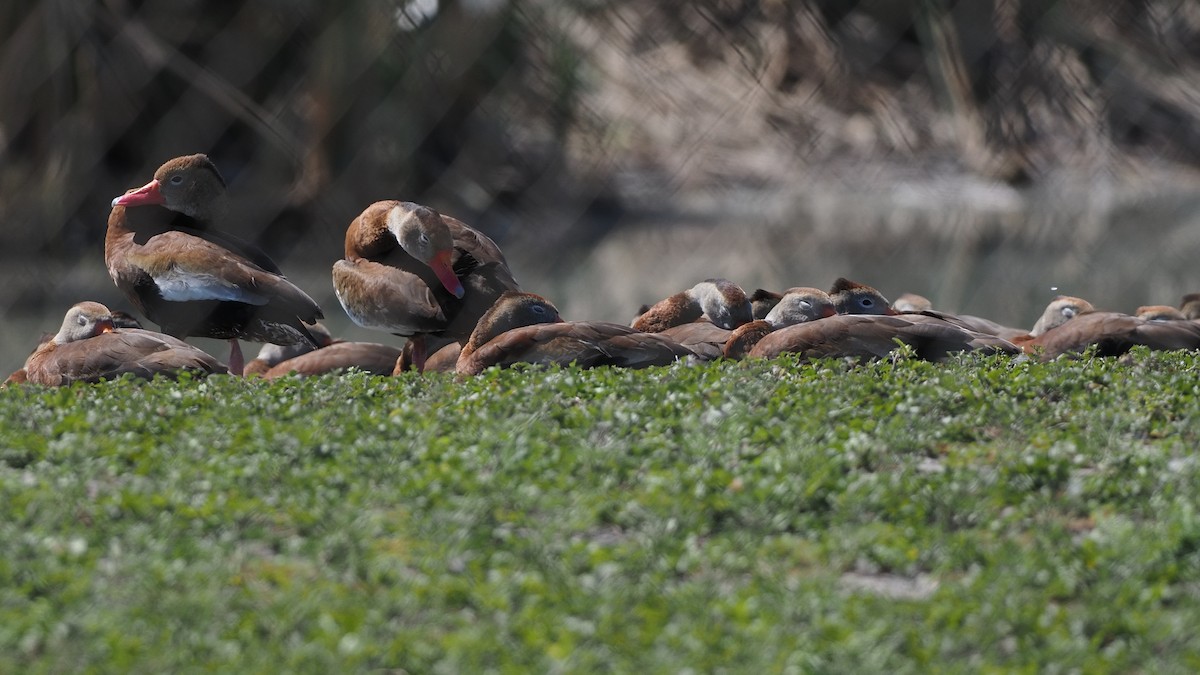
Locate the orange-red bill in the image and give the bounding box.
[430,250,465,298]
[111,179,165,208]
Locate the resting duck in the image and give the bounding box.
[748,312,1020,362]
[1136,305,1187,321]
[748,289,785,320]
[22,302,226,385]
[1180,293,1200,320]
[260,341,403,379]
[4,310,147,385]
[892,293,933,313]
[1022,306,1200,360]
[332,201,518,370]
[456,292,696,375]
[639,279,755,359]
[244,323,336,376]
[1029,296,1095,337]
[723,287,838,359]
[106,154,323,375]
[632,278,753,333]
[828,278,900,315]
[657,321,743,361]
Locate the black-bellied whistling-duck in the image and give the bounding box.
[723,287,838,359]
[1022,308,1200,360]
[748,313,1019,362]
[657,322,740,361]
[749,289,784,321]
[5,310,146,385]
[456,292,696,376]
[1136,305,1186,321]
[1180,293,1200,320]
[22,302,226,385]
[636,279,755,359]
[632,278,753,333]
[332,201,518,371]
[261,341,403,379]
[107,154,323,375]
[829,278,900,315]
[892,293,933,313]
[1029,296,1095,337]
[244,323,336,376]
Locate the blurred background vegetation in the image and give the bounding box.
[2,0,1199,372]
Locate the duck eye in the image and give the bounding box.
[861,298,874,307]
[799,300,811,310]
[169,175,184,185]
[77,315,87,326]
[532,305,546,314]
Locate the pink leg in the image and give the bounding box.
[410,336,427,373]
[228,339,245,376]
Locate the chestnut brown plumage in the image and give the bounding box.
[722,288,838,359]
[22,302,226,385]
[244,323,336,376]
[262,342,403,379]
[632,279,752,332]
[829,278,899,315]
[106,154,323,375]
[332,201,518,371]
[1022,311,1200,360]
[748,313,1019,362]
[457,292,695,375]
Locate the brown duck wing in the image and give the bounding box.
[456,323,605,375]
[659,321,732,360]
[1025,313,1138,358]
[421,341,463,373]
[332,258,447,335]
[750,316,893,360]
[588,328,696,369]
[443,214,510,268]
[897,314,1021,360]
[1028,312,1200,359]
[1132,320,1200,351]
[117,204,284,274]
[26,330,225,384]
[124,231,317,312]
[456,322,692,374]
[806,317,913,360]
[264,342,403,378]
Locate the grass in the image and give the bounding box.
[4,349,1200,673]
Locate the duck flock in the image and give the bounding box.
[8,153,1200,386]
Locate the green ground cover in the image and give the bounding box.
[3,351,1200,673]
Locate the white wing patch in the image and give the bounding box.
[154,268,268,305]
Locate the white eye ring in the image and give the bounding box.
[861,298,874,306]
